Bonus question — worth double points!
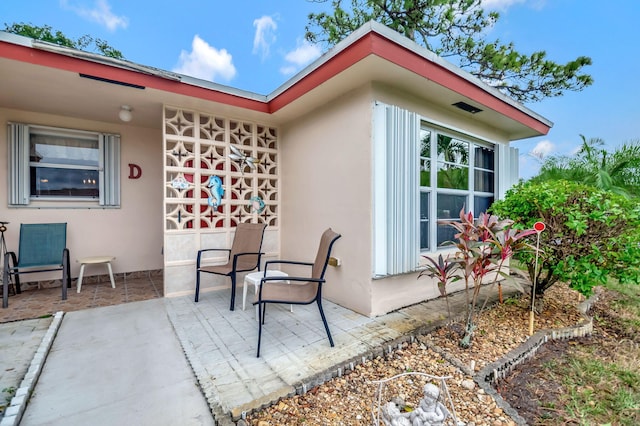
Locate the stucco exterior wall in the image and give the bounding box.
[373,83,511,142]
[0,24,549,317]
[367,84,512,316]
[280,83,514,318]
[0,108,163,283]
[279,85,375,316]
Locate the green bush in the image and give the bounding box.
[489,180,640,296]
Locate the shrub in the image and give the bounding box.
[489,180,640,297]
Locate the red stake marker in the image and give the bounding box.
[530,221,545,335]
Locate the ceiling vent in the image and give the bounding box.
[452,101,482,114]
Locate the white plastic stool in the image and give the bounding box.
[77,256,116,293]
[243,270,290,320]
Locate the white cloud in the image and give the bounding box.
[481,0,547,12]
[480,0,526,11]
[60,0,128,31]
[519,153,541,180]
[569,145,582,156]
[253,15,277,60]
[530,140,555,159]
[279,40,322,75]
[279,65,298,75]
[173,35,237,82]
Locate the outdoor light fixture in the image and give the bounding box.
[119,105,133,122]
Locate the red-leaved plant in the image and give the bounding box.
[419,207,536,348]
[417,254,461,320]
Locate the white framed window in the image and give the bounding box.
[373,102,505,277]
[8,123,120,207]
[419,125,495,250]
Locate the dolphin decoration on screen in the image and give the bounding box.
[206,175,224,209]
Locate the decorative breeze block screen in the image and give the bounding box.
[164,107,279,231]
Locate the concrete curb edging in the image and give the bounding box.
[0,311,64,426]
[473,291,600,425]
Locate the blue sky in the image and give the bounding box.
[2,0,639,179]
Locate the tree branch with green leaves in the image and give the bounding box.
[305,0,592,103]
[3,23,124,59]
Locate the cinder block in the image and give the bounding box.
[0,414,18,426]
[15,387,29,397]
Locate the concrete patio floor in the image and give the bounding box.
[1,274,520,425]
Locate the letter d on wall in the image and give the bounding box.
[128,163,142,179]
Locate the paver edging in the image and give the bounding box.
[472,290,600,425]
[236,290,598,426]
[233,295,504,425]
[0,311,64,426]
[183,283,596,425]
[164,306,232,426]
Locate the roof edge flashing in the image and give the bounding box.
[266,21,551,129]
[364,22,552,128]
[267,22,381,101]
[31,39,183,82]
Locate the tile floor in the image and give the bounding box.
[0,271,163,323]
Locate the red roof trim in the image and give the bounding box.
[368,34,549,134]
[0,42,269,113]
[267,35,373,113]
[1,34,549,133]
[268,33,549,134]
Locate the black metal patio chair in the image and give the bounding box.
[195,222,267,310]
[255,228,341,357]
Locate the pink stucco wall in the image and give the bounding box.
[0,107,164,283]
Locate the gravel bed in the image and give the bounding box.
[245,283,584,426]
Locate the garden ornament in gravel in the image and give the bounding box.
[380,384,450,426]
[381,401,411,426]
[372,372,458,426]
[409,383,449,426]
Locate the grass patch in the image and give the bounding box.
[535,279,640,425]
[1,386,17,413]
[603,280,640,334]
[560,356,640,424]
